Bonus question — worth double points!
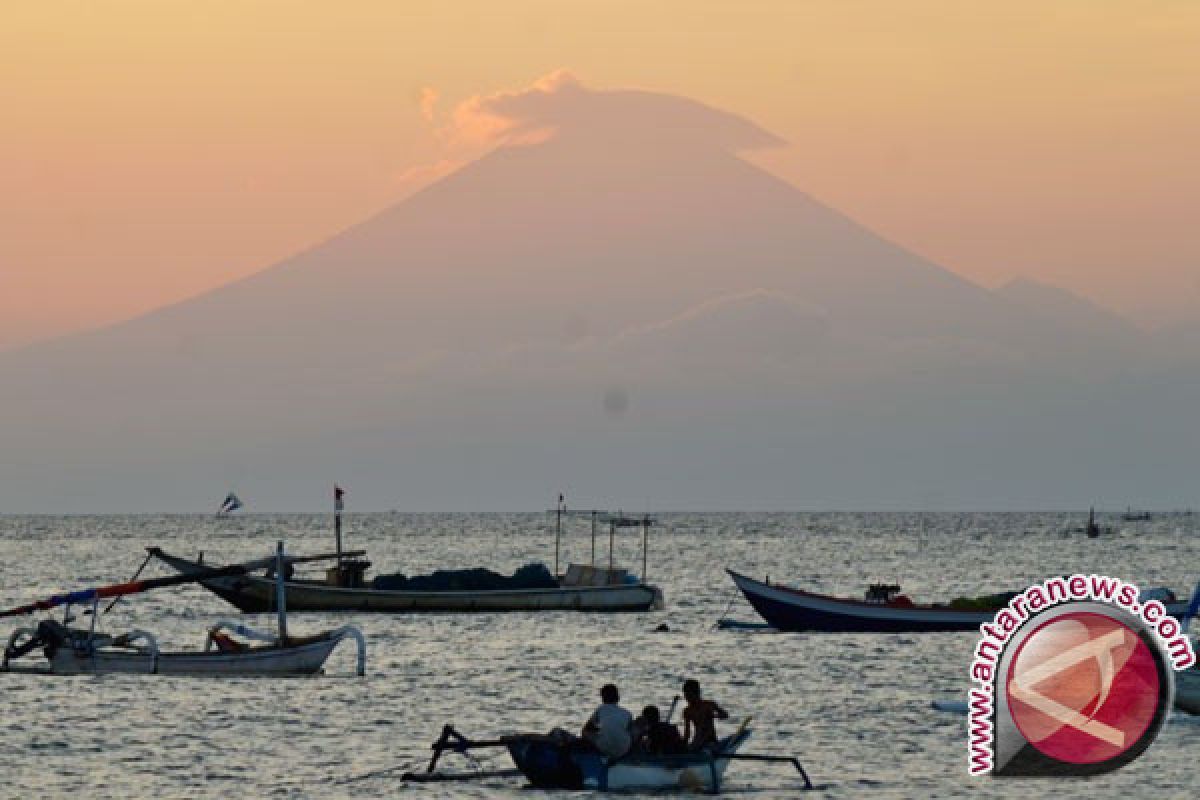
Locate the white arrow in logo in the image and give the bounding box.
[1008,628,1130,747]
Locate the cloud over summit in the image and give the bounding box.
[438,70,785,153]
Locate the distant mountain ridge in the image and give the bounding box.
[1,78,1195,512]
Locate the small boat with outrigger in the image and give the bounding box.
[1,542,364,677]
[403,721,813,793]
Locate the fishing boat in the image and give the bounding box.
[1174,668,1200,715]
[507,730,756,791]
[147,494,664,613]
[405,724,812,793]
[1,543,365,676]
[2,619,363,676]
[1121,506,1153,522]
[1066,507,1112,537]
[727,570,1197,633]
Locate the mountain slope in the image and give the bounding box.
[1,79,1191,511]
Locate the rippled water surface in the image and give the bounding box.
[1,512,1197,799]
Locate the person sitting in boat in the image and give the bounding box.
[681,679,729,751]
[634,705,685,755]
[581,683,633,759]
[207,626,247,653]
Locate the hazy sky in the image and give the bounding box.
[4,1,1198,352]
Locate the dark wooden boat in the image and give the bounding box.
[728,570,1194,633]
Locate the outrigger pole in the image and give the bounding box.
[402,725,518,784]
[2,547,356,619]
[721,754,814,790]
[0,562,255,618]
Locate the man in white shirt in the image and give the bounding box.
[581,683,633,759]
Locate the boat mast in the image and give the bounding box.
[334,484,345,582]
[609,514,616,578]
[274,541,288,643]
[554,494,564,578]
[590,510,597,566]
[642,514,649,582]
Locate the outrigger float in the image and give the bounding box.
[149,495,665,613]
[403,723,813,793]
[1,542,365,677]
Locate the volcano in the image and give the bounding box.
[2,76,1196,511]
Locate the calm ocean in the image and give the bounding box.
[1,512,1195,798]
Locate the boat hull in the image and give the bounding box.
[506,730,751,792]
[154,551,664,613]
[1175,668,1200,715]
[41,638,340,676]
[728,570,1192,633]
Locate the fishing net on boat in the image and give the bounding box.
[370,563,557,592]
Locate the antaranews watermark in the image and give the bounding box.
[968,574,1197,777]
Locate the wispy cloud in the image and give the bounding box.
[439,69,581,150]
[418,87,439,124]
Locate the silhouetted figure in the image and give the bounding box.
[681,679,729,751]
[634,705,685,755]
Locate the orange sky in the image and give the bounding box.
[3,1,1198,351]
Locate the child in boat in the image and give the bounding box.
[681,679,728,751]
[634,705,685,755]
[581,683,633,758]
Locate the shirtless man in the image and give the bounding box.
[681,679,729,751]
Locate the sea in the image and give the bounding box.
[0,512,1196,799]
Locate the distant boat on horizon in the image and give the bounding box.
[216,492,243,516]
[1121,506,1154,522]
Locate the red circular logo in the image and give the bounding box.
[1006,612,1161,765]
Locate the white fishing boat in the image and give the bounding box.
[3,619,363,676]
[1,542,365,677]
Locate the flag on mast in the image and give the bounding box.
[217,492,243,516]
[334,485,345,513]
